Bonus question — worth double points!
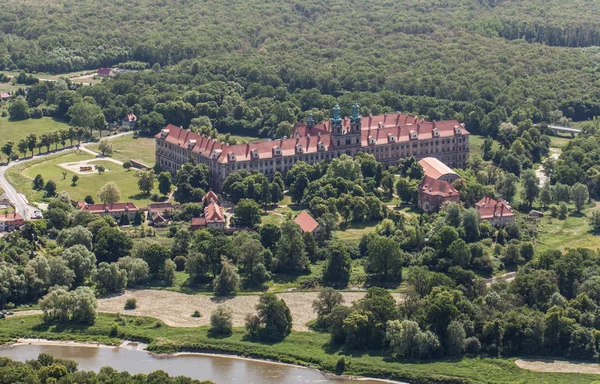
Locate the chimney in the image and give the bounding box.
[417,123,421,134]
[396,113,401,126]
[432,120,437,129]
[413,115,418,124]
[404,115,409,125]
[384,113,387,123]
[420,118,424,124]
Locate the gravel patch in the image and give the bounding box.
[98,290,403,332]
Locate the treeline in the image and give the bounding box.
[0,354,213,384]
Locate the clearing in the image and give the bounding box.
[0,117,69,152]
[535,203,600,253]
[86,135,156,167]
[516,358,600,375]
[97,289,403,331]
[6,151,158,207]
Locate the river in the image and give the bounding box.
[0,343,400,384]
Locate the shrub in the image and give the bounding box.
[464,337,481,354]
[110,323,118,337]
[210,305,233,335]
[124,298,137,310]
[151,321,162,328]
[335,356,346,374]
[173,256,187,271]
[191,310,202,318]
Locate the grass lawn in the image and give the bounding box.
[87,135,156,167]
[6,151,158,207]
[261,212,286,226]
[0,117,69,152]
[335,221,379,244]
[535,203,600,253]
[1,313,598,384]
[549,135,573,149]
[469,134,501,158]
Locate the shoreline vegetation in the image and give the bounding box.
[1,313,599,384]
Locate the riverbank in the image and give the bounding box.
[0,313,597,384]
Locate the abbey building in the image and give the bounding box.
[155,104,470,190]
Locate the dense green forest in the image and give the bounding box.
[2,0,600,126]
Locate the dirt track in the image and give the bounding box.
[98,289,403,331]
[516,358,600,375]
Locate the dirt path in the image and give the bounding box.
[516,358,600,375]
[98,290,403,331]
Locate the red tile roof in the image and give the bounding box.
[97,67,113,75]
[153,213,166,223]
[123,113,137,122]
[475,197,515,220]
[155,113,468,165]
[0,92,11,99]
[148,202,173,212]
[203,190,219,204]
[204,201,225,224]
[191,217,206,227]
[294,211,319,233]
[0,212,24,223]
[80,202,139,214]
[419,157,457,180]
[419,175,459,198]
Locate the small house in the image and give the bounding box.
[122,113,137,129]
[475,197,515,226]
[97,68,114,77]
[294,211,319,233]
[417,175,460,212]
[0,212,25,232]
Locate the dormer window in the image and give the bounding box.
[433,128,440,137]
[228,152,236,162]
[188,139,196,149]
[296,143,303,153]
[252,149,259,159]
[388,133,396,143]
[273,146,281,156]
[369,136,376,145]
[318,142,325,151]
[454,125,462,135]
[160,129,169,139]
[212,149,222,160]
[410,130,418,140]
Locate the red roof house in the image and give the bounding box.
[97,68,113,77]
[122,113,137,128]
[80,202,139,221]
[294,211,319,233]
[191,217,207,231]
[202,190,219,205]
[204,201,225,229]
[418,157,459,183]
[417,175,460,212]
[0,92,11,100]
[0,212,25,231]
[475,197,515,226]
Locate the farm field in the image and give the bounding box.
[6,151,158,207]
[87,135,156,167]
[0,117,69,152]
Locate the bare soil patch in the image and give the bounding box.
[98,290,403,331]
[515,358,600,375]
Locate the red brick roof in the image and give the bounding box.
[204,201,225,224]
[419,175,459,198]
[475,196,515,220]
[419,157,457,180]
[0,212,24,223]
[155,113,468,165]
[123,113,137,122]
[97,68,112,75]
[294,211,319,233]
[80,202,139,214]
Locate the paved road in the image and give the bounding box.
[0,131,133,218]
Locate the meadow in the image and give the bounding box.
[87,134,156,167]
[6,151,158,206]
[0,117,69,152]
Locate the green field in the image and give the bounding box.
[87,134,156,167]
[0,313,597,384]
[6,151,158,207]
[536,203,600,253]
[335,221,379,244]
[0,117,70,153]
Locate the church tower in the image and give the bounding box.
[330,103,361,148]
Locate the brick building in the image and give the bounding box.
[155,104,470,190]
[0,212,25,232]
[417,175,460,212]
[79,202,139,221]
[475,197,515,226]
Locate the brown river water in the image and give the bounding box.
[0,344,404,384]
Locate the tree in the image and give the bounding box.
[123,160,133,170]
[270,182,284,204]
[275,220,310,273]
[366,236,403,281]
[33,174,44,189]
[521,169,539,208]
[210,305,233,335]
[45,180,57,196]
[462,208,480,243]
[326,154,362,181]
[1,141,13,162]
[233,199,261,227]
[343,311,371,349]
[158,172,172,196]
[8,99,30,120]
[446,321,466,356]
[163,259,176,286]
[540,182,552,208]
[185,252,208,282]
[396,177,417,204]
[322,242,351,288]
[93,262,128,295]
[61,245,96,285]
[26,133,37,157]
[571,182,589,212]
[71,175,79,186]
[94,226,133,263]
[590,210,600,232]
[254,292,292,341]
[17,139,27,158]
[386,319,422,357]
[48,257,75,288]
[117,256,150,287]
[260,224,281,250]
[312,288,344,323]
[97,181,121,204]
[135,169,155,194]
[213,257,240,295]
[39,286,97,324]
[141,243,170,278]
[68,101,103,131]
[448,239,472,268]
[97,139,113,156]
